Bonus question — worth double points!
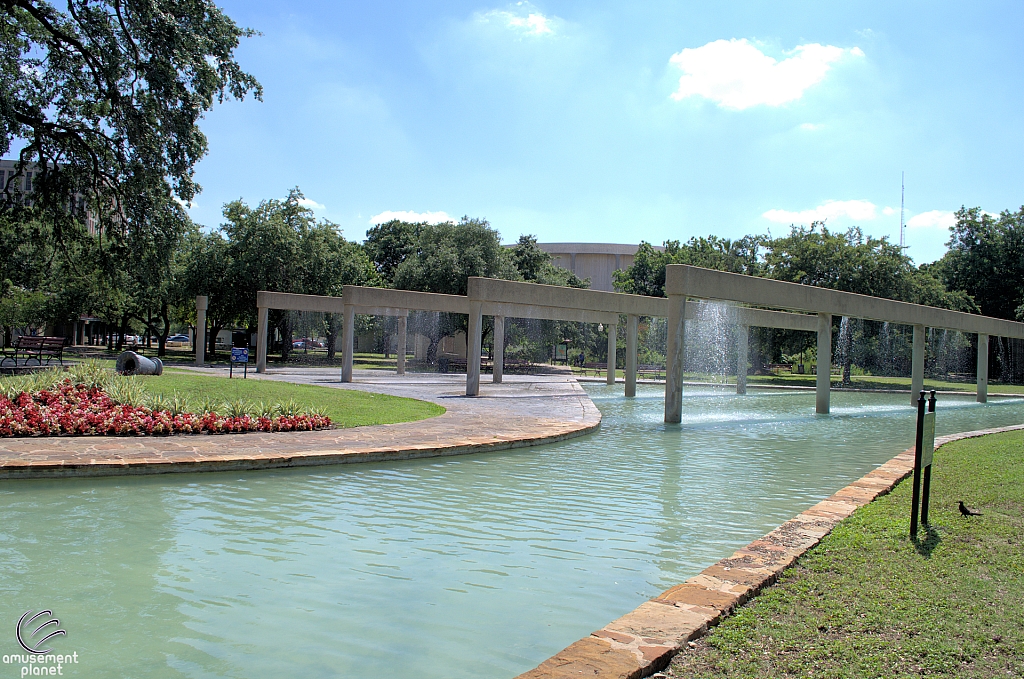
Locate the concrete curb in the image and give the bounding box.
[513,422,1024,679]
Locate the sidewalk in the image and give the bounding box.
[0,369,600,480]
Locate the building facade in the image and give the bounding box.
[536,243,660,292]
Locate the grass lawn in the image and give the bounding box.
[668,430,1024,679]
[138,371,444,428]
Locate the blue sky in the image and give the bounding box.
[183,0,1024,264]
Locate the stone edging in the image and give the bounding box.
[514,422,1024,679]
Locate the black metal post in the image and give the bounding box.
[921,390,937,525]
[910,390,926,538]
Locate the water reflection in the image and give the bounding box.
[0,386,1021,678]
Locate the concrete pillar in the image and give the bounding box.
[625,314,638,397]
[569,253,576,274]
[606,322,617,385]
[816,313,831,414]
[396,314,407,376]
[664,295,686,423]
[977,333,989,403]
[256,305,268,373]
[492,315,504,384]
[911,324,925,406]
[195,295,208,367]
[466,301,483,396]
[342,303,355,382]
[736,324,749,395]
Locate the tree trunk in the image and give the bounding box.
[325,314,340,360]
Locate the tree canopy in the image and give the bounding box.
[0,0,260,245]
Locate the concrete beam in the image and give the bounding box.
[816,313,831,414]
[625,315,638,397]
[468,277,667,317]
[480,301,618,326]
[664,295,686,423]
[256,305,269,373]
[736,324,749,395]
[195,295,207,367]
[343,286,470,315]
[606,322,617,385]
[667,264,1024,339]
[977,333,988,403]
[342,304,355,383]
[466,300,483,396]
[911,324,925,405]
[256,290,347,314]
[493,316,504,384]
[736,307,818,332]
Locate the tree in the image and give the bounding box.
[364,220,418,283]
[0,0,260,249]
[613,236,762,297]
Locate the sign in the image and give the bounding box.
[920,411,936,467]
[555,344,567,361]
[231,347,249,363]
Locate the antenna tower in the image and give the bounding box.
[899,171,905,249]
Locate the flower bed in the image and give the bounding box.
[0,379,331,437]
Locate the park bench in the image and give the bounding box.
[768,363,795,374]
[437,357,490,374]
[0,335,67,367]
[582,362,608,376]
[638,364,665,380]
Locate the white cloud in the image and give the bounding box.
[906,210,955,229]
[762,199,877,224]
[669,39,864,109]
[369,210,452,225]
[479,5,557,36]
[882,206,897,216]
[173,196,195,210]
[799,122,824,131]
[298,197,326,210]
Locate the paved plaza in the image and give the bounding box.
[0,369,600,479]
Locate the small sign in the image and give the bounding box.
[921,412,936,467]
[231,347,249,363]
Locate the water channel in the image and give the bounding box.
[2,385,1023,677]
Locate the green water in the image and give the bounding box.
[1,386,1022,678]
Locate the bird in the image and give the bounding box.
[959,501,982,517]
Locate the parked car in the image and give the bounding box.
[166,333,191,347]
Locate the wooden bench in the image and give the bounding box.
[582,362,608,376]
[638,364,665,380]
[1,335,67,367]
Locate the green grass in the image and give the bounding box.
[668,430,1024,679]
[138,371,444,428]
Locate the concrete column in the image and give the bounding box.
[195,295,208,367]
[606,322,617,385]
[569,253,576,274]
[492,315,504,384]
[625,314,638,397]
[664,295,686,423]
[256,305,268,373]
[911,324,925,406]
[342,303,355,382]
[977,333,989,403]
[466,301,483,396]
[396,314,407,376]
[816,313,831,414]
[736,324,749,395]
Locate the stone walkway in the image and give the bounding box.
[513,422,1024,679]
[0,369,600,479]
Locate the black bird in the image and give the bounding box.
[959,501,983,517]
